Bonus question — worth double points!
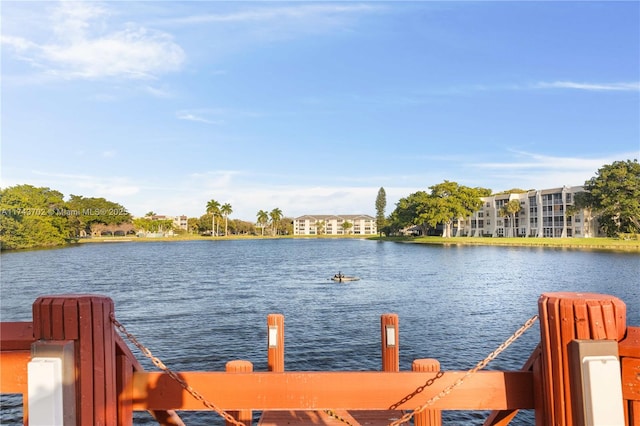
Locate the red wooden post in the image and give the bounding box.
[381,314,399,372]
[412,359,442,426]
[226,360,254,426]
[537,292,626,426]
[619,326,640,426]
[267,314,284,372]
[32,295,118,426]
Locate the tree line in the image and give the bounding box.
[0,186,133,249]
[375,159,640,238]
[0,186,293,250]
[2,159,637,250]
[204,199,288,236]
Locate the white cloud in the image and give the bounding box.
[2,1,185,80]
[164,4,383,25]
[176,111,221,125]
[473,151,640,191]
[24,170,141,199]
[535,81,640,92]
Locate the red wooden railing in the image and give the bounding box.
[1,292,639,425]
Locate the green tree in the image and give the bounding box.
[220,203,233,236]
[0,185,70,249]
[341,220,353,235]
[375,187,387,236]
[65,195,131,236]
[389,182,487,237]
[206,199,220,236]
[187,217,200,234]
[269,208,283,236]
[388,191,431,235]
[577,159,640,237]
[256,210,269,236]
[133,218,174,234]
[427,181,485,237]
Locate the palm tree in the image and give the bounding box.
[256,210,269,236]
[269,208,283,236]
[206,199,220,236]
[499,199,521,237]
[220,203,233,236]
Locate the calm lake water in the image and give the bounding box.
[1,239,639,425]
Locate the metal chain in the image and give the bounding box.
[323,409,358,426]
[389,314,539,426]
[110,314,246,426]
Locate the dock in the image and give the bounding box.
[1,292,639,425]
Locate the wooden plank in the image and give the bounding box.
[547,296,565,424]
[620,327,640,358]
[102,298,118,425]
[601,302,618,340]
[537,295,554,425]
[559,299,576,426]
[78,297,95,426]
[117,354,134,426]
[129,371,533,411]
[613,297,628,342]
[573,300,590,340]
[63,298,79,340]
[622,357,640,401]
[91,298,107,425]
[587,301,607,339]
[629,400,640,426]
[533,353,545,426]
[51,298,66,340]
[40,297,54,340]
[0,322,34,351]
[259,410,403,426]
[0,351,30,394]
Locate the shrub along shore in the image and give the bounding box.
[74,234,640,252]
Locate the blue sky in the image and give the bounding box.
[2,1,639,221]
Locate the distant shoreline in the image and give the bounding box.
[3,234,638,252]
[77,234,640,252]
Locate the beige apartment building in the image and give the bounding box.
[458,186,600,238]
[294,214,377,236]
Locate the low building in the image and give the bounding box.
[294,214,377,236]
[458,186,600,238]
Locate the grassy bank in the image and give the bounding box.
[75,234,640,252]
[371,236,640,252]
[75,233,368,244]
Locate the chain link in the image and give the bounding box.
[323,409,358,426]
[389,314,539,426]
[111,313,246,426]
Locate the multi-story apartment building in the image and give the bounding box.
[294,214,377,236]
[458,186,600,238]
[173,215,188,231]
